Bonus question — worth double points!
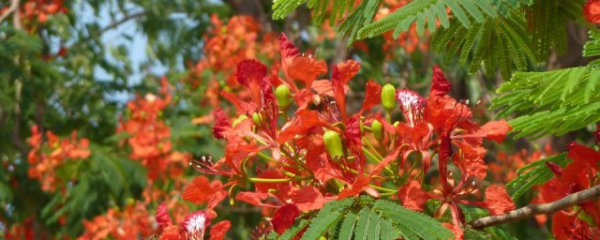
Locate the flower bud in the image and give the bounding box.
[232,115,248,127]
[371,120,383,141]
[381,84,396,112]
[275,85,292,109]
[252,112,264,126]
[323,130,343,159]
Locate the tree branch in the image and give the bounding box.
[0,0,19,26]
[469,184,600,229]
[97,11,145,35]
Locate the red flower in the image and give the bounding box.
[398,180,430,211]
[279,33,327,89]
[182,176,227,209]
[478,120,512,143]
[552,211,599,240]
[156,202,173,228]
[209,220,231,240]
[159,225,183,240]
[271,204,301,234]
[430,65,451,98]
[484,185,515,215]
[212,108,231,139]
[585,0,600,24]
[290,186,326,211]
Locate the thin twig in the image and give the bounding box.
[97,11,145,35]
[469,185,600,229]
[0,0,19,25]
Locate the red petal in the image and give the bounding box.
[360,80,381,113]
[398,180,430,211]
[209,220,231,240]
[334,60,360,84]
[551,211,595,239]
[430,65,451,98]
[484,185,515,215]
[235,191,269,207]
[271,204,301,234]
[156,202,172,228]
[287,56,327,88]
[279,33,299,59]
[290,186,326,211]
[235,59,267,87]
[584,0,600,24]
[212,108,231,139]
[182,176,226,209]
[567,143,600,167]
[479,120,511,143]
[338,176,371,199]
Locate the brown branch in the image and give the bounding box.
[0,0,19,26]
[469,185,600,229]
[97,11,145,35]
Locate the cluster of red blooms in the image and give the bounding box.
[585,0,600,24]
[26,125,91,192]
[186,15,279,112]
[117,77,189,180]
[0,0,67,30]
[535,144,600,239]
[175,33,514,239]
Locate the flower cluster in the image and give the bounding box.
[117,77,189,180]
[27,125,90,192]
[585,0,600,24]
[78,203,154,240]
[186,15,279,111]
[537,143,600,239]
[0,0,68,31]
[178,33,513,239]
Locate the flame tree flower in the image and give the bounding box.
[177,33,512,238]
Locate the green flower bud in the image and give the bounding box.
[323,130,344,159]
[371,119,383,141]
[252,112,264,126]
[232,115,249,127]
[381,84,396,112]
[275,85,292,109]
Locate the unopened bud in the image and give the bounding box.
[323,130,344,159]
[381,84,396,112]
[232,115,248,127]
[371,120,383,141]
[275,85,292,109]
[252,112,264,126]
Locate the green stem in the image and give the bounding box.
[247,177,293,183]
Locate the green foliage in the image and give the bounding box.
[273,0,357,25]
[358,0,499,39]
[280,197,453,240]
[584,30,600,66]
[506,154,569,200]
[431,12,536,79]
[492,66,600,138]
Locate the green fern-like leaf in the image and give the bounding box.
[526,0,583,60]
[506,154,570,200]
[492,66,600,138]
[373,199,454,240]
[357,0,498,40]
[584,30,600,67]
[300,198,354,240]
[337,211,358,240]
[354,208,374,240]
[272,0,308,19]
[280,219,311,240]
[431,12,536,79]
